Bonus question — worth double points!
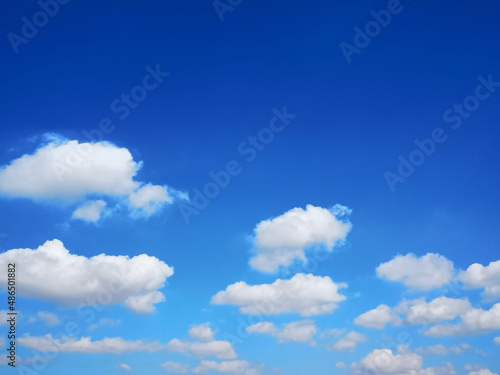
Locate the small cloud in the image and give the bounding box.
[161,361,189,373]
[335,362,346,369]
[72,200,107,222]
[37,311,61,326]
[87,318,120,331]
[120,363,131,371]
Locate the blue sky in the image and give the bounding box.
[0,0,500,374]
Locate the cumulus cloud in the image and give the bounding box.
[415,343,471,355]
[18,335,163,353]
[376,253,454,290]
[128,184,172,216]
[351,345,456,375]
[354,297,471,329]
[193,360,262,375]
[246,320,317,343]
[87,318,120,331]
[36,311,60,326]
[405,297,471,325]
[189,323,215,342]
[72,200,107,222]
[424,303,500,336]
[211,273,347,316]
[354,304,401,329]
[468,370,498,375]
[161,361,190,373]
[120,363,131,371]
[0,311,9,326]
[458,260,500,300]
[249,204,351,273]
[0,239,174,314]
[0,139,182,218]
[332,331,366,351]
[165,339,236,360]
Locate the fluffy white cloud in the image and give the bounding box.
[246,320,317,343]
[119,363,131,371]
[355,297,472,330]
[161,361,190,373]
[0,239,174,314]
[351,345,456,375]
[36,311,60,326]
[415,343,470,355]
[332,331,366,351]
[459,260,500,300]
[376,253,454,290]
[211,273,347,316]
[468,370,498,375]
[0,139,181,218]
[335,362,346,369]
[189,323,215,342]
[87,318,120,331]
[72,200,107,222]
[18,335,163,353]
[424,303,500,336]
[166,339,236,360]
[405,297,471,325]
[193,360,262,375]
[128,184,172,216]
[249,204,351,273]
[354,304,401,329]
[0,311,9,326]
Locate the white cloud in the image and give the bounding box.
[355,297,472,330]
[189,323,215,342]
[0,310,9,326]
[0,139,182,218]
[494,337,500,345]
[416,343,470,355]
[335,362,346,369]
[424,303,500,336]
[211,273,347,316]
[166,339,236,360]
[332,331,366,351]
[193,360,262,375]
[87,318,120,331]
[129,184,172,216]
[37,311,61,326]
[351,345,456,375]
[18,335,163,353]
[376,253,454,290]
[354,304,401,329]
[459,260,500,300]
[72,200,107,222]
[0,239,174,314]
[161,361,189,373]
[249,204,351,273]
[246,320,317,343]
[120,363,131,371]
[405,297,471,325]
[468,370,498,375]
